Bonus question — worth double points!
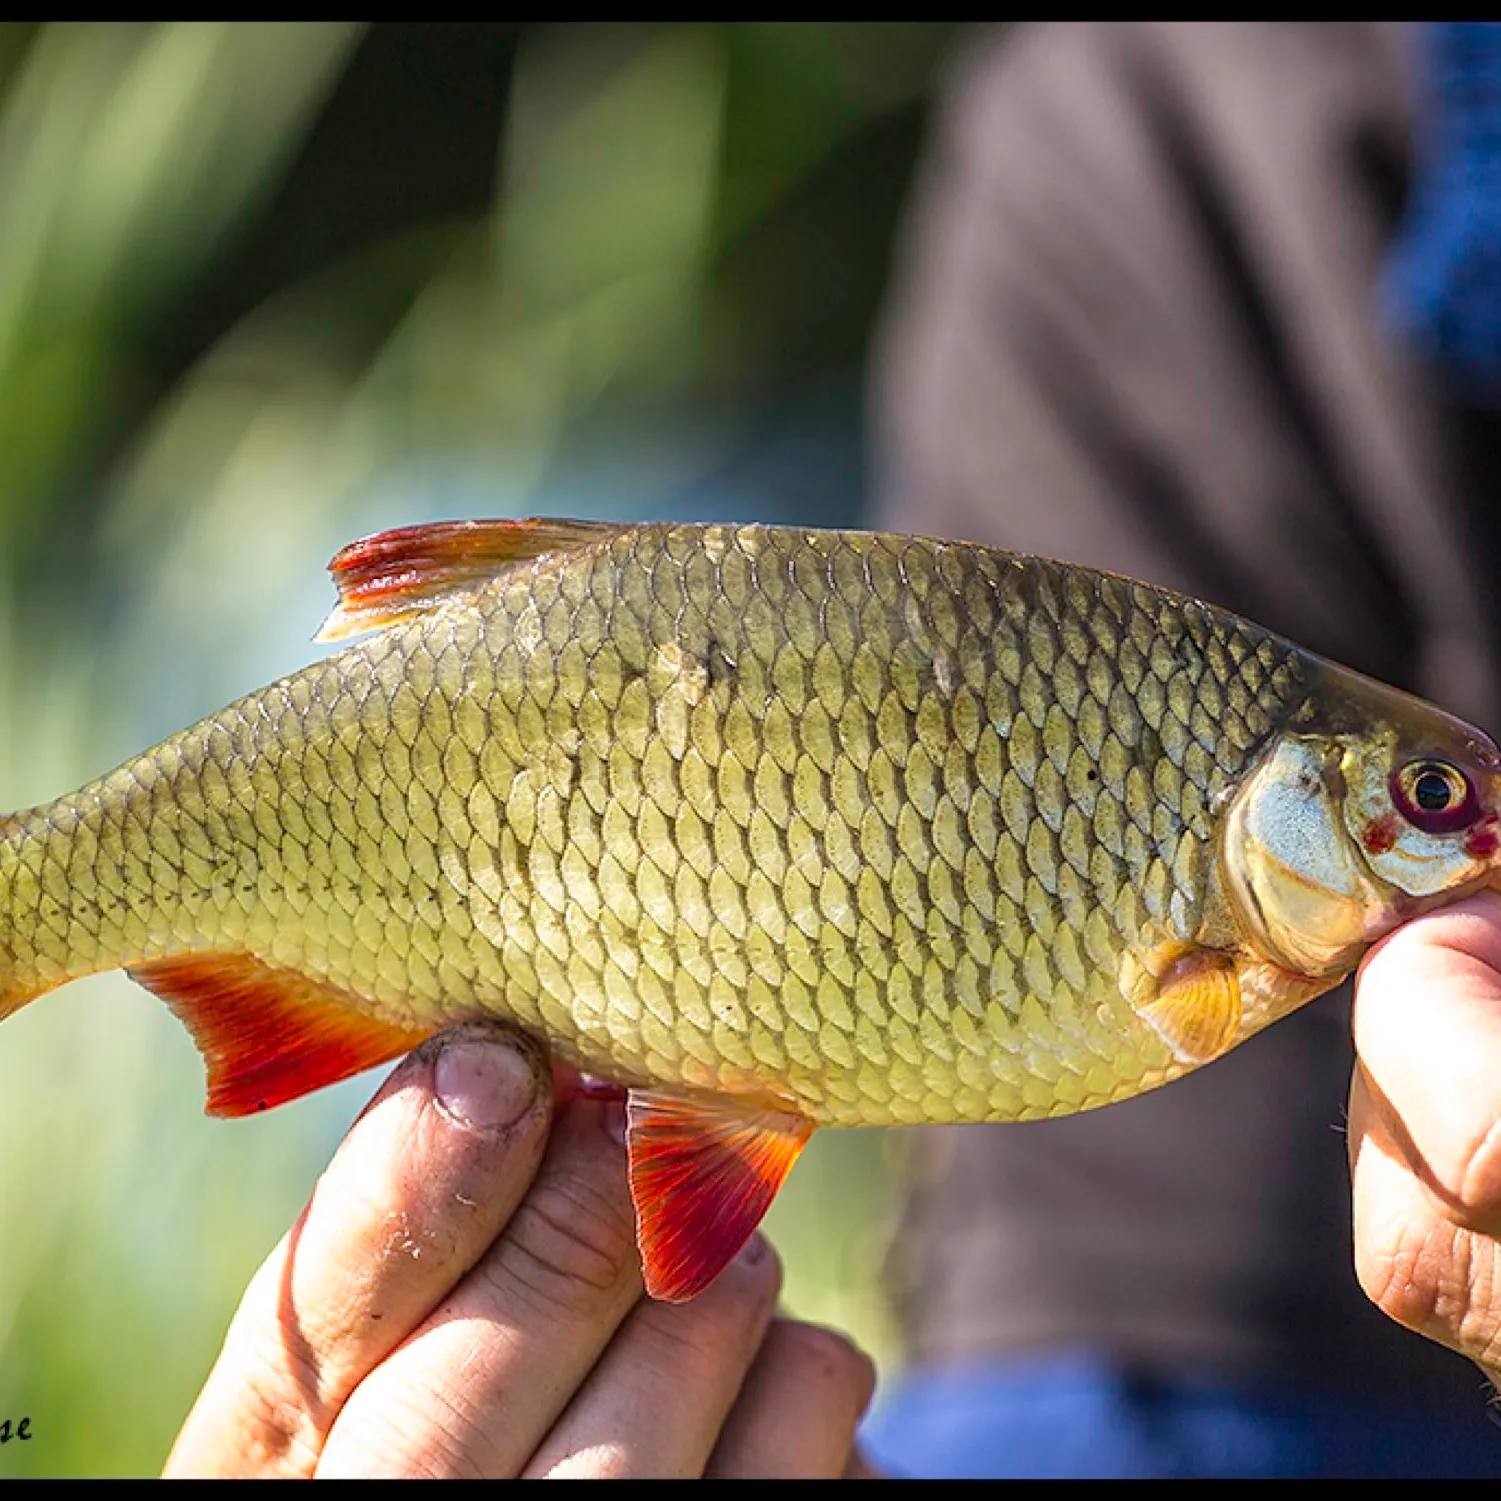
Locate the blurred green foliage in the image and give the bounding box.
[0,21,965,1475]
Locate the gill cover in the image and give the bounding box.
[1222,737,1391,976]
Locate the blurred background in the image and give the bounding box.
[0,21,968,1475]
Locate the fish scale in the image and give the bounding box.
[1,523,1310,1127]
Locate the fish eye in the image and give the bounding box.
[1391,758,1479,834]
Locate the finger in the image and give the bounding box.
[164,1023,553,1479]
[1348,1062,1501,1373]
[523,1234,783,1478]
[706,1318,877,1478]
[315,1099,645,1478]
[1353,891,1501,1231]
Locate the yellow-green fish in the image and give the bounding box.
[3,519,1499,1298]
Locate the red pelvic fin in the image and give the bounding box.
[128,953,434,1116]
[625,1090,814,1303]
[316,517,625,641]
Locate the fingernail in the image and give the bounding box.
[435,1036,538,1131]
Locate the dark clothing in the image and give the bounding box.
[873,21,1501,1409]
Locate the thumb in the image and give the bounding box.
[1352,890,1501,1233]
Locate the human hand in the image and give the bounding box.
[163,1022,876,1478]
[1350,890,1501,1387]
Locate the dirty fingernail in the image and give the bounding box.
[435,1036,538,1131]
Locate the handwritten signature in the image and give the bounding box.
[0,1417,31,1443]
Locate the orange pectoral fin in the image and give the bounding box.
[625,1091,814,1303]
[129,954,435,1116]
[1136,950,1243,1066]
[316,517,626,641]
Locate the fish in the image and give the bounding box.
[3,518,1499,1301]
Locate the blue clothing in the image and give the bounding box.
[1384,23,1501,405]
[861,1356,1501,1480]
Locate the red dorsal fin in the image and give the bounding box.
[316,517,625,641]
[129,954,434,1116]
[625,1090,814,1303]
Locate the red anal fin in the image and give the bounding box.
[129,954,434,1116]
[626,1090,814,1303]
[316,517,625,641]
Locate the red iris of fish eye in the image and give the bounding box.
[1389,762,1481,835]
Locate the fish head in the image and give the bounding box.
[1222,661,1501,978]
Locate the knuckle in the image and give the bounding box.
[321,1388,482,1480]
[492,1166,638,1314]
[630,1307,742,1379]
[634,1247,783,1370]
[764,1321,876,1405]
[1455,1115,1501,1230]
[217,1333,328,1474]
[1354,1203,1475,1350]
[710,1237,785,1312]
[1354,1220,1439,1334]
